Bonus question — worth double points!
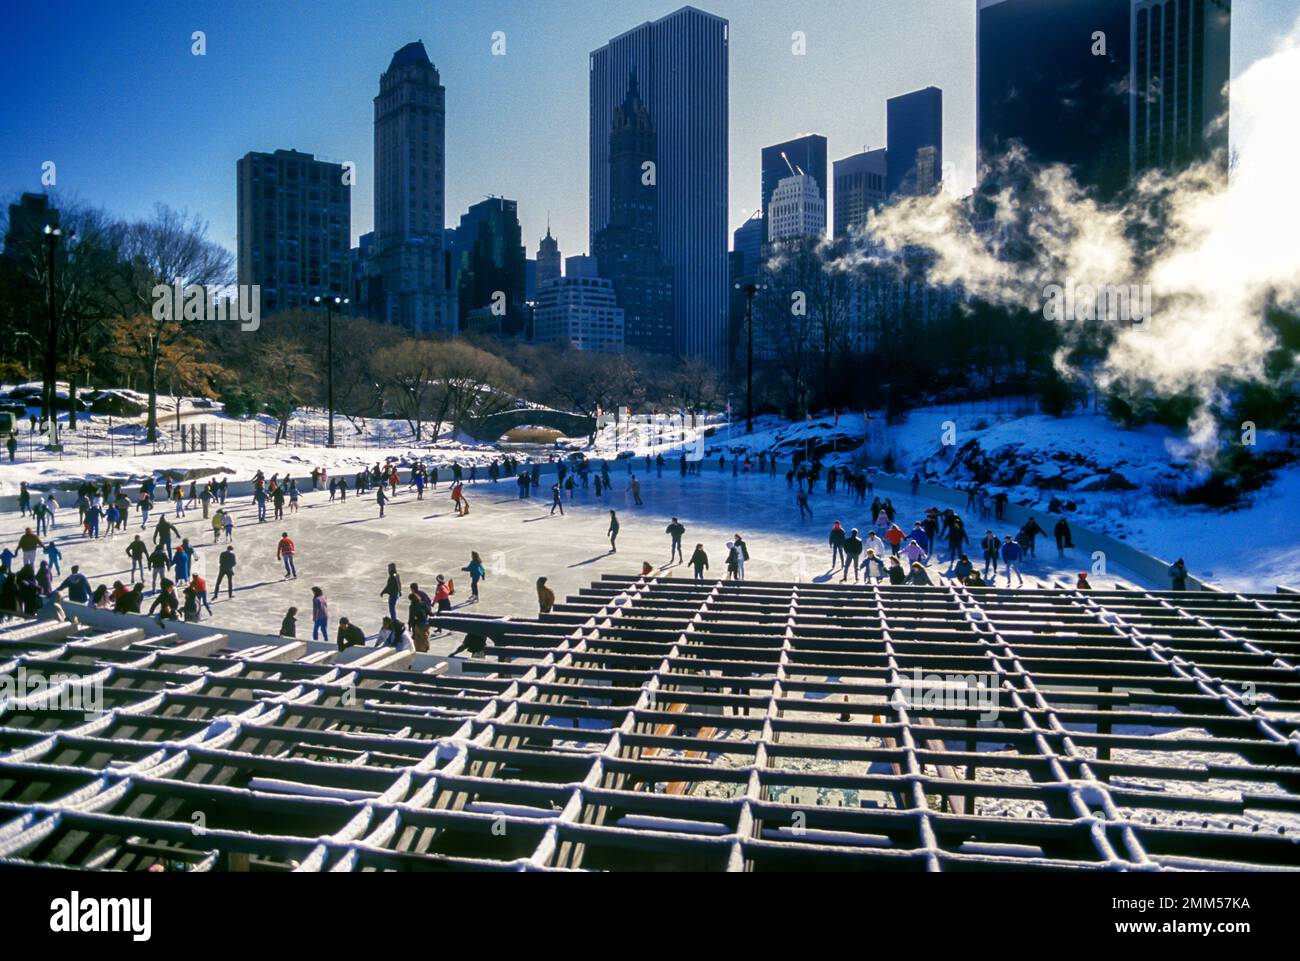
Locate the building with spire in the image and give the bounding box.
[536,219,562,291]
[370,40,456,332]
[590,6,728,364]
[592,69,674,354]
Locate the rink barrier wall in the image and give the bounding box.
[11,454,1216,592]
[62,601,463,675]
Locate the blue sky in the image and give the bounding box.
[2,0,1294,260]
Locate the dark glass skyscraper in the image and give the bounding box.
[590,5,729,365]
[886,87,943,197]
[760,135,828,228]
[977,0,1131,198]
[593,72,674,354]
[1131,0,1231,175]
[452,197,527,337]
[833,149,888,238]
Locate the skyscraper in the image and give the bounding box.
[760,135,828,230]
[590,6,729,364]
[536,223,562,291]
[886,87,943,197]
[977,0,1131,198]
[534,275,626,354]
[767,174,826,243]
[372,41,455,332]
[593,71,674,354]
[451,196,527,337]
[236,149,350,315]
[1131,0,1232,175]
[832,149,888,238]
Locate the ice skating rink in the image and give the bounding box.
[7,465,1150,654]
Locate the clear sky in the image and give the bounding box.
[2,0,1295,261]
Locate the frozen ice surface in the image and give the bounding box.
[3,466,1151,654]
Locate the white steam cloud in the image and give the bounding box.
[854,15,1300,454]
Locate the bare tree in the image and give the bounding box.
[115,205,233,440]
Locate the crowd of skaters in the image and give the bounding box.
[1,445,1197,657]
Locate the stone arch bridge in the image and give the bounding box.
[466,407,596,442]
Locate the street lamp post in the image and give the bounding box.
[314,295,349,447]
[42,224,67,452]
[734,281,766,434]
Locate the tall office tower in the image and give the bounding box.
[2,193,59,258]
[372,41,455,332]
[533,275,626,354]
[536,223,562,291]
[978,0,1131,199]
[590,6,729,364]
[886,87,943,196]
[593,71,674,354]
[731,211,764,279]
[767,174,826,243]
[760,134,828,230]
[452,196,527,336]
[1131,0,1231,175]
[236,149,350,315]
[833,149,888,237]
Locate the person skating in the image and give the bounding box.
[336,617,366,652]
[190,573,213,617]
[42,540,62,576]
[797,488,812,520]
[148,581,179,624]
[216,546,237,598]
[688,544,709,580]
[946,521,969,563]
[279,607,297,638]
[536,576,556,615]
[725,542,742,581]
[145,543,168,593]
[550,482,564,516]
[607,510,620,553]
[1053,517,1073,556]
[665,518,686,564]
[311,586,329,640]
[906,562,933,586]
[628,475,643,506]
[841,528,864,582]
[1076,572,1092,591]
[1020,517,1044,558]
[377,486,388,518]
[407,587,432,652]
[462,552,485,602]
[863,549,885,585]
[1000,535,1025,587]
[276,532,297,579]
[828,521,846,568]
[432,574,454,613]
[381,563,402,620]
[16,528,43,570]
[732,534,749,580]
[56,565,92,604]
[1169,559,1188,591]
[951,554,974,584]
[170,544,192,584]
[981,530,1000,578]
[887,556,906,585]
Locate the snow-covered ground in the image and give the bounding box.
[684,407,1300,594]
[5,466,1148,652]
